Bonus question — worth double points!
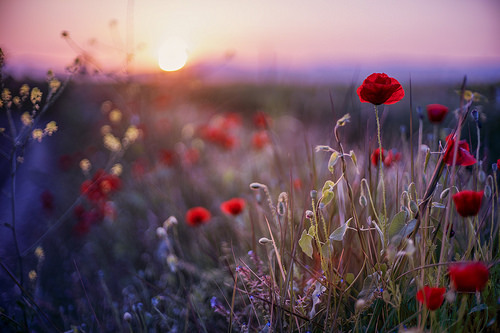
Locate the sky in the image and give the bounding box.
[1,0,500,81]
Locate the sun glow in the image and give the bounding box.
[158,37,188,72]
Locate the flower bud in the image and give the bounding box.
[310,190,317,200]
[250,182,266,190]
[305,210,314,219]
[485,185,492,199]
[258,237,272,245]
[123,312,132,322]
[409,201,418,215]
[478,170,486,183]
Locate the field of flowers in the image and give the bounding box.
[1,52,500,332]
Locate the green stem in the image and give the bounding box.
[374,105,388,240]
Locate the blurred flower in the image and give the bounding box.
[44,121,58,135]
[251,130,270,150]
[452,190,483,217]
[80,169,121,203]
[158,149,177,167]
[443,134,476,166]
[371,148,385,166]
[220,198,246,216]
[416,286,446,310]
[293,178,302,190]
[253,111,272,128]
[448,262,489,292]
[357,73,404,105]
[199,125,237,150]
[40,190,55,215]
[384,150,401,167]
[497,158,500,171]
[185,207,211,227]
[426,104,449,123]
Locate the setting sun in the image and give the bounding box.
[158,37,188,72]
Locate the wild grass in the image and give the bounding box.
[0,50,499,332]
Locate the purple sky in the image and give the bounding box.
[1,0,499,80]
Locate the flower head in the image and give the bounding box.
[357,73,404,105]
[443,134,476,166]
[416,286,446,311]
[426,104,449,123]
[185,207,211,227]
[220,198,246,216]
[371,148,385,166]
[452,190,483,217]
[448,262,489,292]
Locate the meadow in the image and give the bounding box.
[1,55,500,332]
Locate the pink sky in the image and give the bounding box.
[1,0,499,77]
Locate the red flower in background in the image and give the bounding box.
[199,125,237,150]
[186,207,211,227]
[253,111,272,129]
[158,149,177,167]
[452,190,483,217]
[426,104,449,123]
[80,169,121,203]
[357,73,404,105]
[41,190,55,215]
[371,148,401,167]
[497,158,500,170]
[384,150,401,167]
[443,134,476,166]
[371,148,385,166]
[252,131,271,150]
[448,262,489,292]
[416,286,446,311]
[220,198,246,216]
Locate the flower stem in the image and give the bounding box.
[374,105,388,240]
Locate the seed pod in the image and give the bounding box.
[478,170,486,183]
[485,185,492,199]
[258,237,271,245]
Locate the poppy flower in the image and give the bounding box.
[443,134,476,166]
[416,286,446,311]
[252,131,271,150]
[384,150,401,167]
[253,111,272,128]
[80,169,121,203]
[371,148,385,166]
[357,73,405,105]
[220,198,246,216]
[497,158,500,170]
[448,262,489,292]
[426,104,449,123]
[185,207,211,227]
[452,190,483,217]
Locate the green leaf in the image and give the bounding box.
[330,217,352,241]
[321,240,332,259]
[328,151,340,173]
[388,211,408,240]
[321,180,335,205]
[299,230,313,259]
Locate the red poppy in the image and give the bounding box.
[448,262,489,292]
[158,149,177,167]
[452,190,483,217]
[357,73,405,105]
[220,198,246,216]
[371,148,385,166]
[426,104,449,123]
[253,111,272,129]
[443,134,476,166]
[497,158,500,170]
[384,150,401,167]
[416,286,446,311]
[251,131,271,150]
[41,190,55,215]
[80,169,121,203]
[185,207,211,227]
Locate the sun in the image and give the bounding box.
[158,37,188,72]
